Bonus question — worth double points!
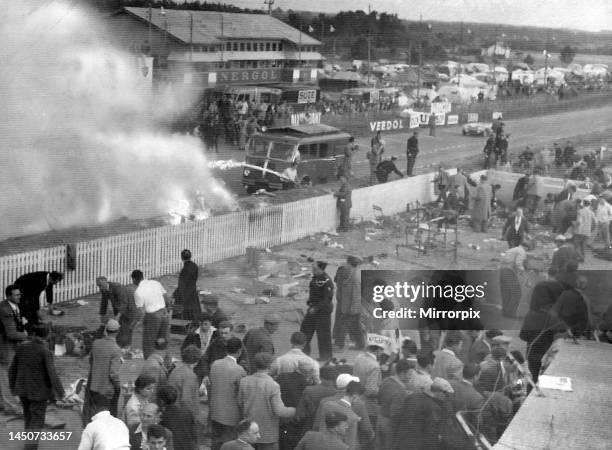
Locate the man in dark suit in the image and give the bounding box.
[158,385,197,450]
[220,419,261,450]
[468,330,502,364]
[96,276,140,349]
[377,359,413,450]
[449,364,486,449]
[14,271,63,328]
[9,325,65,450]
[295,411,351,450]
[243,314,280,374]
[209,337,247,450]
[502,207,530,248]
[129,403,174,450]
[295,365,338,438]
[0,285,28,415]
[173,249,200,321]
[84,319,122,424]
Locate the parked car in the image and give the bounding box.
[462,122,493,136]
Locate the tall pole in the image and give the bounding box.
[220,14,224,67]
[147,3,152,51]
[367,4,371,85]
[417,14,422,102]
[264,0,274,15]
[458,22,463,86]
[189,14,193,62]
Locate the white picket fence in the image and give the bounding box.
[0,173,439,304]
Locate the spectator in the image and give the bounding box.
[295,411,350,450]
[209,337,247,450]
[295,365,338,437]
[573,199,596,262]
[377,359,414,450]
[469,330,503,364]
[336,257,364,350]
[595,196,612,248]
[84,319,122,424]
[168,345,201,421]
[97,277,140,350]
[0,284,27,416]
[277,358,311,450]
[196,320,238,383]
[14,270,63,328]
[432,330,464,381]
[502,207,530,249]
[220,419,261,450]
[300,262,334,362]
[313,377,372,450]
[406,132,419,177]
[146,424,171,450]
[129,403,174,450]
[158,385,197,450]
[201,294,229,329]
[376,157,404,183]
[563,140,576,167]
[448,364,486,449]
[271,331,320,384]
[238,352,296,450]
[9,325,65,450]
[472,175,491,232]
[407,351,434,392]
[352,343,384,427]
[368,131,385,184]
[243,314,280,374]
[132,270,171,360]
[78,403,131,450]
[334,176,352,232]
[123,373,157,427]
[173,249,199,321]
[181,311,215,354]
[140,338,171,390]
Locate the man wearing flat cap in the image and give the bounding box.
[201,294,229,329]
[243,313,281,374]
[300,261,334,362]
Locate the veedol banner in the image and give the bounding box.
[435,113,446,126]
[369,118,405,132]
[467,113,479,123]
[431,101,452,115]
[492,111,503,120]
[409,115,420,129]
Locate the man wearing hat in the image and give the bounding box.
[468,330,502,364]
[550,234,580,275]
[432,330,464,381]
[573,198,596,262]
[353,343,384,428]
[314,377,373,450]
[84,319,122,424]
[335,176,352,232]
[243,314,281,374]
[300,262,334,362]
[392,377,454,450]
[335,256,364,351]
[375,156,404,183]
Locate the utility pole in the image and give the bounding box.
[458,22,463,86]
[367,4,371,85]
[417,14,422,102]
[264,0,274,15]
[189,13,193,62]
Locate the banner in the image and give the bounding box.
[409,115,420,129]
[431,101,452,115]
[297,89,317,104]
[492,111,503,120]
[447,114,459,125]
[418,113,430,126]
[467,113,479,123]
[435,113,446,126]
[291,112,321,125]
[369,118,405,132]
[366,333,394,355]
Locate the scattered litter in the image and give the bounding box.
[329,242,344,249]
[327,230,339,236]
[76,300,88,306]
[265,248,272,253]
[198,290,212,295]
[230,288,245,294]
[243,298,256,305]
[292,272,310,279]
[470,244,481,250]
[371,260,380,267]
[320,235,331,244]
[255,296,270,304]
[365,236,372,241]
[257,274,270,281]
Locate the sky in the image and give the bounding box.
[228,0,612,32]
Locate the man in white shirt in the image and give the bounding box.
[78,405,130,450]
[596,196,612,247]
[270,332,320,384]
[132,270,171,359]
[281,162,299,186]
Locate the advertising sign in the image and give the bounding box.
[435,113,446,126]
[431,101,452,115]
[216,68,282,84]
[492,111,503,120]
[297,89,317,104]
[418,113,430,126]
[409,115,420,129]
[447,114,459,125]
[467,113,479,123]
[369,118,405,132]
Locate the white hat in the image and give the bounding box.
[336,373,360,389]
[554,235,566,241]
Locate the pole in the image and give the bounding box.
[367,4,371,85]
[544,30,549,87]
[458,22,463,86]
[299,21,302,68]
[189,14,193,62]
[417,14,422,102]
[220,14,224,67]
[147,3,152,51]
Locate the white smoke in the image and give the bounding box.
[0,2,237,240]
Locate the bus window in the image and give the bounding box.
[334,143,348,156]
[270,142,295,160]
[250,138,270,156]
[299,144,318,160]
[319,143,329,158]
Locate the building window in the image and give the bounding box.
[233,42,238,51]
[226,43,231,51]
[266,42,270,51]
[260,43,265,51]
[240,42,245,51]
[239,60,245,68]
[278,43,283,51]
[272,43,277,51]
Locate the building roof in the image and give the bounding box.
[122,7,321,46]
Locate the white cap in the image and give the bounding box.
[336,373,360,389]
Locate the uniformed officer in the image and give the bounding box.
[300,261,334,362]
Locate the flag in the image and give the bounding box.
[308,25,314,33]
[330,25,335,33]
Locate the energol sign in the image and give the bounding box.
[369,119,405,132]
[216,68,281,84]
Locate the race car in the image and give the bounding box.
[462,122,493,136]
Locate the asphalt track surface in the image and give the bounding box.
[217,104,612,196]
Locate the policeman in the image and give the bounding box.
[300,261,334,361]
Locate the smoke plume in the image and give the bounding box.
[0,2,236,241]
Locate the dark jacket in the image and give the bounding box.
[502,215,530,246]
[243,327,275,374]
[308,273,334,314]
[407,136,419,156]
[174,260,199,317]
[0,300,27,364]
[129,424,174,450]
[335,181,352,209]
[14,271,55,324]
[296,383,338,435]
[376,160,403,179]
[195,337,247,381]
[161,403,197,450]
[554,287,589,336]
[392,391,448,450]
[9,336,65,401]
[99,282,129,317]
[512,176,529,201]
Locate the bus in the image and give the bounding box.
[242,124,352,193]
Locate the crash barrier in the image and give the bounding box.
[0,171,445,304]
[486,169,590,207]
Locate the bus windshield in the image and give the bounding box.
[250,138,270,156]
[269,142,295,160]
